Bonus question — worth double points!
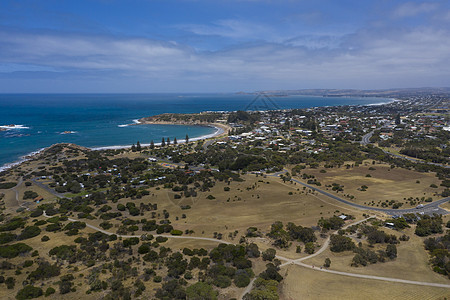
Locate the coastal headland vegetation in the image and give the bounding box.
[0,94,449,299]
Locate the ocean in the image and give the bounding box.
[0,93,392,170]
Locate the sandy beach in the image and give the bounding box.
[92,122,230,151]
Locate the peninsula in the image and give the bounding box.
[0,92,449,300]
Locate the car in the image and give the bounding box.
[416,204,424,209]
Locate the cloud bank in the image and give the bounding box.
[0,1,449,92]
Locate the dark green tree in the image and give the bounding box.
[161,138,166,147]
[186,282,217,300]
[150,140,154,149]
[136,141,141,151]
[324,257,331,268]
[395,113,401,125]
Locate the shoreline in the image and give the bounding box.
[91,122,229,151]
[0,123,230,173]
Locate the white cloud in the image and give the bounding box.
[393,2,439,18]
[1,20,449,91]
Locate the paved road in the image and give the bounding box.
[270,171,449,216]
[40,212,450,297]
[360,130,374,145]
[9,177,30,211]
[293,260,450,288]
[241,215,450,299]
[31,178,66,198]
[382,150,450,169]
[360,129,449,169]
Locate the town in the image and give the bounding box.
[0,92,449,300]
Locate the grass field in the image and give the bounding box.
[297,160,445,208]
[280,265,450,300]
[303,226,449,284]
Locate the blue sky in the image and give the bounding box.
[0,0,449,92]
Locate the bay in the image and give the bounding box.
[0,93,391,169]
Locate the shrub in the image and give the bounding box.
[44,287,55,297]
[262,248,276,261]
[330,235,355,252]
[170,229,183,236]
[18,226,41,240]
[29,209,43,218]
[16,285,43,300]
[156,236,168,243]
[0,243,32,258]
[0,232,17,244]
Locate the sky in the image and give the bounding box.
[0,0,449,93]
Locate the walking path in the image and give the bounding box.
[41,212,450,298]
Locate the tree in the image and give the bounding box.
[131,144,136,152]
[324,258,331,268]
[304,242,315,254]
[330,234,355,252]
[186,282,217,300]
[167,137,171,146]
[395,113,401,125]
[16,285,43,300]
[150,140,155,149]
[174,137,178,145]
[136,141,141,151]
[161,138,166,147]
[185,134,189,143]
[386,244,397,259]
[262,248,276,261]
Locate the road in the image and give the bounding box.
[360,130,374,145]
[40,212,450,297]
[361,129,449,169]
[271,171,449,216]
[382,150,450,169]
[31,178,66,198]
[241,215,450,298]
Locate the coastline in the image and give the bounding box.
[91,122,229,150]
[0,122,230,173]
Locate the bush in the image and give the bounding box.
[0,232,17,244]
[44,287,55,297]
[330,235,355,252]
[29,209,43,218]
[0,243,32,258]
[16,285,43,299]
[304,242,315,254]
[0,182,17,189]
[156,236,168,243]
[262,248,276,261]
[18,226,41,240]
[27,261,61,282]
[6,276,15,289]
[213,275,232,288]
[234,273,251,287]
[170,229,183,236]
[23,191,39,200]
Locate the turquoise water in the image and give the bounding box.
[0,93,391,169]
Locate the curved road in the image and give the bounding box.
[41,212,450,297]
[271,170,449,216]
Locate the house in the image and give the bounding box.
[33,196,43,203]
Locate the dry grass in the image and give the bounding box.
[299,161,444,208]
[303,226,449,284]
[280,265,450,300]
